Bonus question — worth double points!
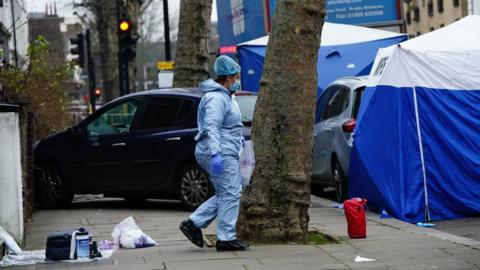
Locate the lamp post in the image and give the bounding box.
[10,0,18,67]
[163,0,171,61]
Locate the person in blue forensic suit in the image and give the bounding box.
[179,55,249,252]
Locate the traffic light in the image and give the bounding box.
[94,87,102,98]
[118,19,139,61]
[70,33,85,68]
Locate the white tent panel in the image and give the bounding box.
[401,16,480,51]
[239,22,405,47]
[367,16,480,91]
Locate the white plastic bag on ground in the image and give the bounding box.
[239,140,255,186]
[111,217,156,248]
[0,250,46,267]
[0,248,116,267]
[354,255,376,262]
[0,226,22,255]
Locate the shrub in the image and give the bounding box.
[1,35,71,140]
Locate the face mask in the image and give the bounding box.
[229,80,241,94]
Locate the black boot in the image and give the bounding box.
[216,239,249,251]
[179,220,204,248]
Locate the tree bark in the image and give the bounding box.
[238,0,325,244]
[172,0,212,87]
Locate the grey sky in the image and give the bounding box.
[26,0,218,21]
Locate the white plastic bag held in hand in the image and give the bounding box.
[239,140,255,186]
[111,217,156,248]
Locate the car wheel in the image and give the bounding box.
[332,158,348,203]
[35,167,73,208]
[178,164,213,211]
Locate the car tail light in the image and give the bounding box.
[342,118,356,133]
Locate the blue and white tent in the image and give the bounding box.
[349,16,480,223]
[237,22,407,96]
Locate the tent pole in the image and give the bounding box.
[413,86,431,222]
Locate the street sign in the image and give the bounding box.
[157,61,175,70]
[158,71,174,88]
[216,0,403,48]
[325,0,399,25]
[216,0,268,47]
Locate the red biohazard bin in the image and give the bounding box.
[343,198,367,239]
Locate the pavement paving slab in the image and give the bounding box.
[4,195,479,270]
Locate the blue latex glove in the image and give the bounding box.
[211,154,224,175]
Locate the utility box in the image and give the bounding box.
[0,103,24,245]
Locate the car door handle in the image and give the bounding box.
[111,142,126,147]
[166,137,181,142]
[325,127,332,133]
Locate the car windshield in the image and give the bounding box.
[234,95,257,124]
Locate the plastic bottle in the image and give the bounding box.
[76,227,90,259]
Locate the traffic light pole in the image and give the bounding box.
[117,0,129,96]
[163,0,171,61]
[86,29,96,112]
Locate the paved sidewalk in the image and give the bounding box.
[8,195,480,270]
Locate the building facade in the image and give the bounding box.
[0,0,29,65]
[471,0,480,14]
[28,9,66,63]
[404,0,468,36]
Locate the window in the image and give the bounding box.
[427,0,434,17]
[453,0,459,7]
[321,87,350,121]
[235,95,256,123]
[352,87,365,118]
[87,99,140,136]
[137,96,193,131]
[437,0,444,13]
[315,87,336,123]
[406,11,411,25]
[413,6,420,22]
[430,27,435,31]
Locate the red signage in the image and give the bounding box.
[219,46,238,54]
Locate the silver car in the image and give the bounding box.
[311,76,367,202]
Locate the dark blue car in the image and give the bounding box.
[34,88,255,210]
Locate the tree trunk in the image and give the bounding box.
[173,0,212,87]
[238,0,325,244]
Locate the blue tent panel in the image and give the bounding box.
[238,35,407,96]
[238,46,266,93]
[316,36,407,94]
[348,146,387,213]
[349,85,425,223]
[417,87,480,220]
[350,85,480,223]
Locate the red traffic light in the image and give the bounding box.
[119,20,131,32]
